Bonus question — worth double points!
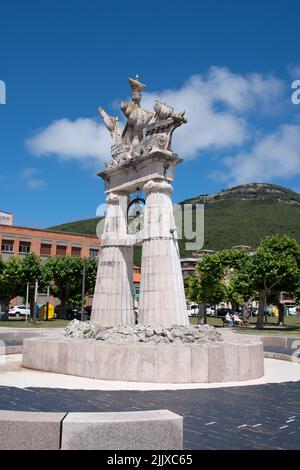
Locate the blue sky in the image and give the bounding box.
[0,0,300,228]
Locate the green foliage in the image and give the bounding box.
[0,257,4,275]
[185,236,300,329]
[84,257,98,296]
[43,256,83,308]
[185,249,250,308]
[48,218,102,235]
[42,256,98,313]
[20,253,44,293]
[248,235,300,293]
[185,253,226,307]
[0,257,24,309]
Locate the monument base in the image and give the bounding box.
[22,337,264,383]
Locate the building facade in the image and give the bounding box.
[0,219,144,312]
[0,224,100,261]
[0,221,101,311]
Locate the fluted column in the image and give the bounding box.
[139,179,188,327]
[91,192,135,326]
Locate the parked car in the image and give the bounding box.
[187,304,199,317]
[206,304,215,316]
[287,306,297,315]
[54,305,82,320]
[216,308,234,318]
[8,305,31,318]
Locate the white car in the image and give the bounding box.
[187,304,199,316]
[287,306,297,315]
[206,304,215,316]
[187,304,216,317]
[8,305,31,318]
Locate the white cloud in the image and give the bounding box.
[26,118,111,165]
[220,124,300,185]
[143,67,284,158]
[21,168,46,190]
[26,67,284,165]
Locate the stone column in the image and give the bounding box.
[91,192,135,326]
[139,179,188,327]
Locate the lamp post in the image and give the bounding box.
[25,282,29,325]
[46,285,50,321]
[81,258,86,322]
[33,279,38,325]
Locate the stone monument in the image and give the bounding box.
[92,75,188,328]
[22,76,264,384]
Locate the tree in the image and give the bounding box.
[185,252,227,324]
[237,235,300,329]
[185,248,254,323]
[43,256,85,317]
[0,256,4,275]
[59,258,98,310]
[84,257,98,297]
[0,257,23,312]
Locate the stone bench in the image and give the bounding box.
[0,411,66,450]
[61,410,183,450]
[0,409,183,450]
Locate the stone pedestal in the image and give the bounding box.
[22,337,265,383]
[139,180,188,327]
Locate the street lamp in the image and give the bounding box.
[81,258,86,322]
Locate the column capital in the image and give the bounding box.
[143,179,173,194]
[106,192,119,204]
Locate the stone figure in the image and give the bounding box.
[120,75,154,145]
[98,107,121,146]
[98,74,187,167]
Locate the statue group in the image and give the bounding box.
[91,76,189,328]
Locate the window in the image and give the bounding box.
[40,243,51,256]
[56,245,67,256]
[19,242,30,254]
[89,248,99,259]
[71,246,81,257]
[1,240,14,253]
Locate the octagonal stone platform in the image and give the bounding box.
[22,337,264,383]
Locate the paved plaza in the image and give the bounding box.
[1,329,300,450]
[0,382,299,450]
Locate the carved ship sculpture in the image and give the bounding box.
[99,75,187,170]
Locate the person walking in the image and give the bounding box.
[276,302,285,326]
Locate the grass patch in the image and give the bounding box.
[0,319,70,328]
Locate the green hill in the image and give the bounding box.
[48,183,300,261]
[49,217,103,236]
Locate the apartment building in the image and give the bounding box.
[0,224,100,261]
